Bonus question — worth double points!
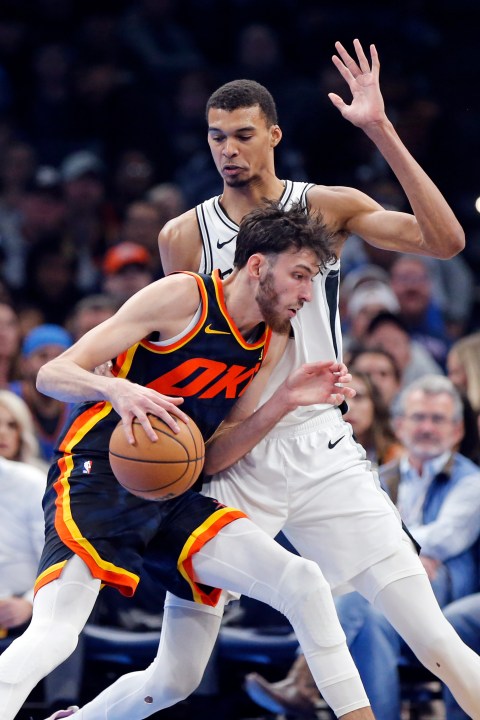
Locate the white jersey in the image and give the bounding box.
[196,181,343,427]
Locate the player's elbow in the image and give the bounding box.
[36,363,48,394]
[434,224,465,259]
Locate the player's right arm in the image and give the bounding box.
[37,274,198,441]
[159,209,203,273]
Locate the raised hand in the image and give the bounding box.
[328,39,386,129]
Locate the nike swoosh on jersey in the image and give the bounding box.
[205,324,231,335]
[328,435,345,449]
[216,237,235,249]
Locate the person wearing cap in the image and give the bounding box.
[101,241,154,305]
[343,280,401,353]
[8,324,73,462]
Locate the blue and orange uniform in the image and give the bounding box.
[35,271,272,606]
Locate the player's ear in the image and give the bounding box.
[246,253,265,278]
[270,124,282,147]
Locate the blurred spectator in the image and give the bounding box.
[8,323,72,463]
[60,149,117,292]
[119,199,164,277]
[347,347,401,409]
[447,331,480,425]
[343,370,403,468]
[0,454,83,712]
[112,149,156,217]
[0,165,66,290]
[146,181,186,227]
[117,0,202,87]
[0,140,36,214]
[389,254,450,367]
[0,456,46,640]
[0,301,20,388]
[25,42,75,164]
[20,233,84,326]
[66,293,117,342]
[101,241,154,304]
[0,389,47,470]
[365,311,443,389]
[339,263,391,319]
[343,280,400,352]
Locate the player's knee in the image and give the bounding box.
[413,622,457,672]
[145,660,204,705]
[276,555,332,618]
[42,619,79,666]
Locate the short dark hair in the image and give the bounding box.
[206,79,278,126]
[367,311,409,336]
[234,200,335,271]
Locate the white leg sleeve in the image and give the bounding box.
[77,519,369,719]
[374,575,480,720]
[351,542,480,720]
[0,556,100,720]
[192,519,369,717]
[78,593,225,720]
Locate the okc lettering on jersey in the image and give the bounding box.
[147,357,261,399]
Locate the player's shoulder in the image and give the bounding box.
[306,184,382,231]
[159,207,203,273]
[160,207,200,243]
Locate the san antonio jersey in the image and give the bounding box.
[55,270,271,458]
[196,181,343,426]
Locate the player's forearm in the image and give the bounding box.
[365,118,464,258]
[205,389,294,475]
[37,357,120,404]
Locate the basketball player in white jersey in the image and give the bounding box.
[43,40,480,720]
[158,39,480,718]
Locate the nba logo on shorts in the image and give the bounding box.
[83,460,93,474]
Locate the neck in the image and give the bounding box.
[221,272,263,338]
[221,175,285,224]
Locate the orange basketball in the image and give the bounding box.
[109,413,205,501]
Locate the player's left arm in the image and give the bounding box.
[204,334,354,475]
[321,39,464,259]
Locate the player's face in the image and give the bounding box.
[207,106,281,187]
[256,249,318,334]
[395,390,463,462]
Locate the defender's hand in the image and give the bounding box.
[328,39,386,129]
[284,361,355,408]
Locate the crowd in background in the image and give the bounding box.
[1,0,480,717]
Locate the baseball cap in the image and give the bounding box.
[102,242,151,275]
[348,281,400,317]
[60,150,104,182]
[22,324,73,356]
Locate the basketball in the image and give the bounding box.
[109,413,205,501]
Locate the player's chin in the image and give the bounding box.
[223,175,250,188]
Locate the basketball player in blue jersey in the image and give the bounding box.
[0,204,377,720]
[150,39,480,719]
